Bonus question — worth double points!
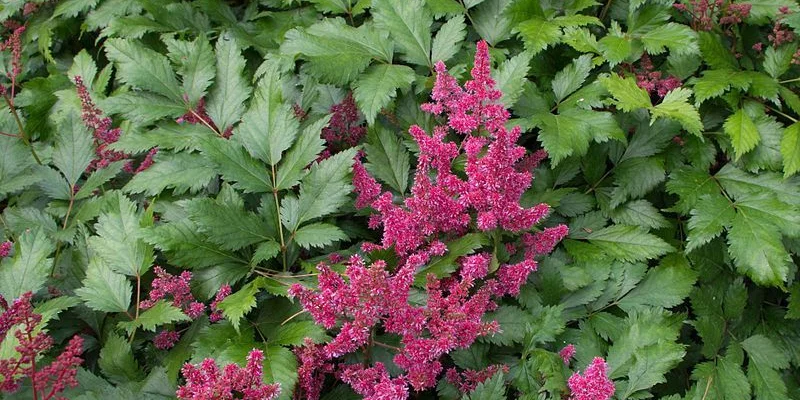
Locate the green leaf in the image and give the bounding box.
[75,161,125,200]
[118,300,190,335]
[187,198,274,251]
[53,0,99,18]
[686,193,735,252]
[102,92,187,125]
[0,229,54,300]
[263,345,298,400]
[623,341,686,397]
[697,31,738,70]
[68,49,98,85]
[640,22,698,55]
[218,278,264,333]
[372,0,432,67]
[727,211,790,286]
[431,14,466,63]
[666,167,718,214]
[724,108,760,160]
[692,357,751,400]
[104,38,183,101]
[763,44,796,79]
[206,34,250,133]
[650,87,703,136]
[274,116,330,191]
[199,136,273,194]
[252,241,282,265]
[287,148,357,230]
[691,69,751,105]
[88,192,154,277]
[617,253,697,310]
[294,223,348,249]
[609,200,669,230]
[517,18,561,54]
[99,333,143,383]
[599,35,632,66]
[715,164,800,206]
[780,122,800,177]
[76,257,132,313]
[52,110,94,187]
[609,156,665,208]
[465,372,506,399]
[495,51,532,108]
[123,152,216,196]
[601,74,652,112]
[353,64,415,124]
[586,225,674,262]
[532,109,592,165]
[741,335,789,370]
[281,19,393,85]
[415,233,488,285]
[146,219,249,270]
[165,35,215,106]
[364,127,410,193]
[234,68,299,166]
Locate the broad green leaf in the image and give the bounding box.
[686,193,735,252]
[0,229,54,300]
[666,167,718,214]
[640,22,698,55]
[691,69,751,105]
[124,152,216,196]
[650,87,703,136]
[75,161,125,200]
[741,335,789,370]
[53,0,100,18]
[287,148,357,230]
[372,0,432,67]
[471,0,514,46]
[517,17,561,54]
[691,357,751,400]
[99,333,143,383]
[88,192,154,276]
[727,211,790,286]
[586,225,674,262]
[293,223,348,249]
[495,51,532,108]
[724,108,760,160]
[76,257,132,313]
[780,122,800,177]
[609,156,665,208]
[598,35,632,66]
[165,35,215,105]
[68,49,98,84]
[308,0,371,15]
[697,31,738,70]
[199,137,273,194]
[218,278,264,333]
[281,19,393,85]
[353,64,415,124]
[187,198,274,251]
[263,345,298,400]
[431,14,466,63]
[252,241,282,265]
[275,116,330,191]
[234,68,299,166]
[104,38,183,101]
[532,110,592,165]
[364,127,410,193]
[617,254,697,310]
[145,219,248,270]
[715,164,800,206]
[763,44,796,79]
[609,200,669,230]
[118,300,190,335]
[552,55,594,103]
[206,34,251,133]
[102,91,187,125]
[601,74,652,112]
[52,111,94,187]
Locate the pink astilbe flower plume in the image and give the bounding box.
[295,41,569,399]
[0,241,12,258]
[0,292,84,400]
[568,357,615,400]
[177,348,281,400]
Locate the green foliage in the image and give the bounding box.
[2,0,800,398]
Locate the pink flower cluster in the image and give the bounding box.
[0,241,12,258]
[633,54,682,99]
[559,344,576,364]
[177,97,233,138]
[768,7,796,47]
[0,26,25,95]
[177,348,281,400]
[75,76,157,174]
[444,364,508,393]
[318,92,366,161]
[673,0,752,30]
[144,267,231,349]
[568,357,615,400]
[291,41,569,399]
[0,292,84,400]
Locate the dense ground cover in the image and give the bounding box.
[1,0,800,398]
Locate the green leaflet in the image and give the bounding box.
[0,229,54,300]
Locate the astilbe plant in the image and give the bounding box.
[0,292,84,400]
[289,41,576,399]
[177,348,281,400]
